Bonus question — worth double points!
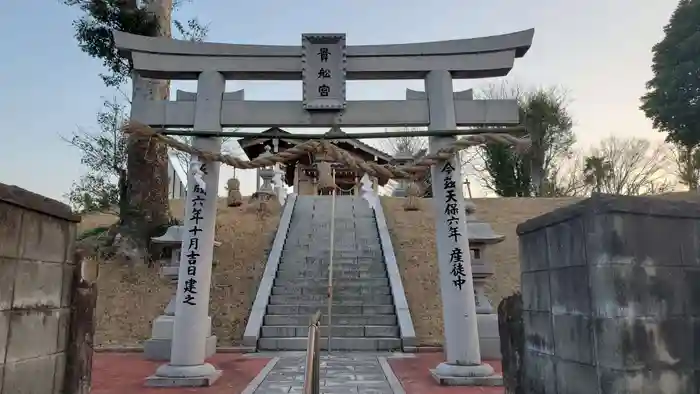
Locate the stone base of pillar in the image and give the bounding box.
[430,362,503,386]
[144,334,218,361]
[477,314,501,360]
[144,363,222,387]
[144,313,217,361]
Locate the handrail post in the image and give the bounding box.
[304,311,321,394]
[313,321,320,394]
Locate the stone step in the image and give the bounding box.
[266,304,395,315]
[285,240,382,249]
[276,269,387,277]
[269,294,393,304]
[288,246,382,252]
[289,234,379,239]
[279,262,385,268]
[271,285,391,296]
[281,251,383,260]
[278,262,386,269]
[276,269,387,279]
[276,270,387,280]
[258,337,402,351]
[283,244,381,250]
[263,314,397,326]
[273,278,390,287]
[280,256,384,265]
[292,228,377,234]
[285,234,372,241]
[280,253,384,266]
[261,325,399,338]
[279,258,385,266]
[288,220,375,225]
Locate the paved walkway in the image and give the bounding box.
[251,352,403,393]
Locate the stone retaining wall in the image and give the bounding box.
[518,194,699,393]
[0,183,80,393]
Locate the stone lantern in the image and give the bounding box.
[390,151,414,197]
[465,200,505,360]
[253,145,276,201]
[144,225,220,361]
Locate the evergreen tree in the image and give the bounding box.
[641,0,700,179]
[64,98,127,214]
[477,87,574,197]
[63,0,207,260]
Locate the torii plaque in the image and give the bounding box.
[302,34,347,110]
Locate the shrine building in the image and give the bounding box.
[239,127,393,196]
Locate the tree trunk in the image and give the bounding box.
[686,145,699,191]
[529,140,545,197]
[63,256,98,394]
[498,293,524,394]
[116,0,173,261]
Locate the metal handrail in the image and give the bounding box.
[303,311,322,394]
[327,168,337,353]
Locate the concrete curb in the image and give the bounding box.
[374,198,417,349]
[243,194,298,347]
[378,356,407,394]
[94,346,256,353]
[239,356,280,394]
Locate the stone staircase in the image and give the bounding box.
[257,195,402,351]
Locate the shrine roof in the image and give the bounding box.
[237,127,296,151]
[238,127,393,163]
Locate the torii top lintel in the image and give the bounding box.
[113,29,534,81]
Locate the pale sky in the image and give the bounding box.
[0,0,678,201]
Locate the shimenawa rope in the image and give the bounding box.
[123,122,530,181]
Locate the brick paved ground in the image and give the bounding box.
[387,354,504,394]
[91,353,271,394]
[91,352,503,393]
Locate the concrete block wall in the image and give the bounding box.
[517,194,700,394]
[0,183,80,394]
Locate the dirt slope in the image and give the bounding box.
[381,196,582,345]
[90,193,693,346]
[86,198,281,347]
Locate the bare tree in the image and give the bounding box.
[582,136,675,195]
[472,82,575,197]
[669,142,700,190]
[380,128,432,196]
[543,151,588,197]
[171,133,244,171]
[380,128,428,156]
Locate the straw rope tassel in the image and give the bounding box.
[403,180,422,211]
[226,177,243,207]
[316,161,337,191]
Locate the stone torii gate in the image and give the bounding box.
[114,28,534,387]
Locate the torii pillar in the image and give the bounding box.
[418,74,503,385]
[145,71,226,387]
